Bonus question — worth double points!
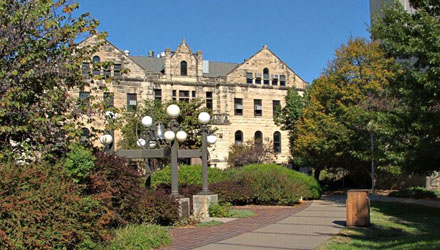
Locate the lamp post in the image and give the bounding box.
[100,111,117,153]
[198,111,216,194]
[367,120,375,199]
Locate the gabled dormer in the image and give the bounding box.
[226,45,306,89]
[163,39,203,80]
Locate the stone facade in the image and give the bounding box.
[76,37,308,168]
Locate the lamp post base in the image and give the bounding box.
[192,193,218,219]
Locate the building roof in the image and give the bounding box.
[129,55,238,77]
[129,56,165,73]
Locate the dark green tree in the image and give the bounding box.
[371,0,440,173]
[0,0,104,162]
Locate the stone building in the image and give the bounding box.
[77,36,308,168]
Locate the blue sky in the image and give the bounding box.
[77,0,371,83]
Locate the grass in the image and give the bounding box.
[389,187,440,200]
[317,201,440,250]
[228,209,256,218]
[103,224,172,250]
[197,220,224,227]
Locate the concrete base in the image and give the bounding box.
[178,197,190,218]
[193,194,218,219]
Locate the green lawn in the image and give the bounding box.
[318,201,440,250]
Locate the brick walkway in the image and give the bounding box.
[161,202,311,250]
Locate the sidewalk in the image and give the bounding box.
[372,194,440,208]
[162,195,346,250]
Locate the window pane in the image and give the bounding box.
[254,99,262,116]
[235,130,243,145]
[274,131,281,153]
[234,98,243,115]
[127,93,137,112]
[104,92,114,108]
[114,64,121,77]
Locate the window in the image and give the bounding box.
[234,98,243,116]
[273,100,281,117]
[255,131,263,145]
[246,72,253,84]
[92,56,100,76]
[103,92,114,108]
[272,74,278,85]
[255,73,261,84]
[206,91,213,110]
[273,131,281,153]
[172,90,176,101]
[154,89,162,101]
[104,65,111,78]
[254,99,262,116]
[79,92,90,106]
[80,128,90,144]
[263,68,270,85]
[81,62,90,76]
[280,75,286,86]
[192,90,196,98]
[179,90,189,103]
[127,93,137,112]
[235,130,243,145]
[180,61,187,76]
[114,64,121,77]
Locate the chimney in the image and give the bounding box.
[148,50,155,57]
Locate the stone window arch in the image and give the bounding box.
[273,131,281,153]
[255,131,263,145]
[180,61,187,76]
[235,130,243,145]
[263,68,270,85]
[92,56,101,76]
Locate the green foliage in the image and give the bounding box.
[133,189,180,226]
[105,224,171,250]
[197,220,224,227]
[371,0,440,174]
[228,139,275,167]
[0,162,110,249]
[0,0,105,162]
[208,203,232,217]
[293,38,403,184]
[389,187,440,199]
[64,143,96,183]
[151,164,226,187]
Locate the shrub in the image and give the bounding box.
[210,181,253,205]
[208,203,232,217]
[105,224,171,250]
[64,143,96,183]
[133,188,180,226]
[228,139,275,167]
[389,187,439,199]
[0,163,111,249]
[151,164,225,187]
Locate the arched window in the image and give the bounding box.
[254,131,263,145]
[92,56,101,76]
[235,130,243,145]
[263,68,270,85]
[180,61,187,76]
[80,128,90,145]
[273,131,281,153]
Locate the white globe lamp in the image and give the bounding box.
[207,135,217,145]
[136,138,146,147]
[100,134,113,145]
[149,140,157,148]
[198,112,210,124]
[164,130,175,142]
[141,116,153,127]
[166,104,180,118]
[176,130,188,142]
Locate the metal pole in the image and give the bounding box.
[371,133,375,200]
[199,127,212,194]
[171,136,179,197]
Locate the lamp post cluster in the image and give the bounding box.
[104,104,217,198]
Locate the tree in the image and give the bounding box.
[371,0,440,174]
[0,0,104,162]
[228,139,275,167]
[274,87,308,157]
[293,38,401,182]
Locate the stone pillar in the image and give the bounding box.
[197,50,203,78]
[164,48,171,79]
[192,194,218,219]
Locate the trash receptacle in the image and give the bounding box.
[346,189,370,227]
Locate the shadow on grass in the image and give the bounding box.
[342,201,440,250]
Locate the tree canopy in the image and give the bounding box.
[0,0,104,162]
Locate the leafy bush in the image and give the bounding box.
[228,139,275,167]
[210,181,253,205]
[0,163,111,249]
[151,164,225,187]
[134,189,180,226]
[389,187,440,199]
[208,203,232,217]
[104,224,171,250]
[64,143,96,183]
